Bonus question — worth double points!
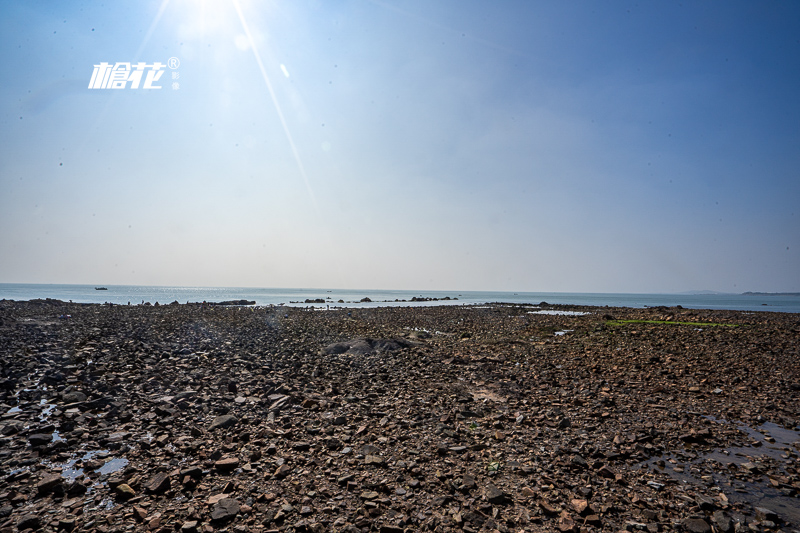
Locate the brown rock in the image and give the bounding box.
[214,457,240,471]
[36,473,63,494]
[144,472,171,493]
[211,497,240,522]
[114,483,136,500]
[683,518,711,533]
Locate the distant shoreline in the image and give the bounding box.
[742,292,800,296]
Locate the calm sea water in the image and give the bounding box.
[0,284,798,313]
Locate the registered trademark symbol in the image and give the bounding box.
[168,57,180,69]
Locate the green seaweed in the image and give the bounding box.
[605,319,737,327]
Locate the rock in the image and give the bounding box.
[211,497,240,522]
[114,483,136,499]
[28,433,53,447]
[557,511,576,532]
[61,390,87,403]
[755,507,779,522]
[144,472,171,493]
[16,514,40,530]
[274,464,292,478]
[36,473,63,494]
[683,518,711,533]
[712,511,734,533]
[321,337,410,356]
[214,457,240,471]
[484,484,510,505]
[570,498,589,515]
[209,414,237,430]
[181,520,199,533]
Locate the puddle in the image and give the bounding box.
[528,310,589,316]
[39,400,56,421]
[48,449,128,482]
[642,418,800,527]
[6,406,21,414]
[554,330,574,336]
[98,457,129,475]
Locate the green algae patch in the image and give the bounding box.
[605,319,738,327]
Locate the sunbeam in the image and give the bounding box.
[232,0,318,211]
[135,0,172,61]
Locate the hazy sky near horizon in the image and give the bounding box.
[1,1,798,293]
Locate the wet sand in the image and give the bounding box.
[1,299,798,532]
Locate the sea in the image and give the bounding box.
[0,284,798,313]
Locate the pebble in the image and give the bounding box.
[1,300,798,533]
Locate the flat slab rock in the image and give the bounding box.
[211,497,240,522]
[321,337,411,356]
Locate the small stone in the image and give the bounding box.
[557,511,576,532]
[274,463,292,478]
[683,518,711,533]
[209,414,238,430]
[461,474,477,491]
[16,514,41,531]
[485,484,510,505]
[36,473,63,494]
[133,506,148,522]
[114,483,136,499]
[144,472,171,493]
[360,490,380,500]
[181,521,199,533]
[570,498,588,515]
[712,511,734,533]
[755,507,779,522]
[364,454,384,465]
[28,433,53,447]
[215,457,240,471]
[58,517,77,531]
[211,497,240,522]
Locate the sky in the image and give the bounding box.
[1,1,799,293]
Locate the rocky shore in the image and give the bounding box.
[1,300,798,533]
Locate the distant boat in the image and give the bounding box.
[95,287,108,290]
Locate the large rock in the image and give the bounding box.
[321,338,411,356]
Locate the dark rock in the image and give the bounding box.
[683,518,711,533]
[28,433,53,447]
[755,507,779,522]
[209,414,238,430]
[16,514,40,530]
[712,511,733,533]
[485,484,511,505]
[144,472,171,493]
[214,457,240,471]
[211,497,240,522]
[36,473,63,494]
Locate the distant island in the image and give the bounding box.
[742,292,800,296]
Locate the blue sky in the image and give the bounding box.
[1,1,798,293]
